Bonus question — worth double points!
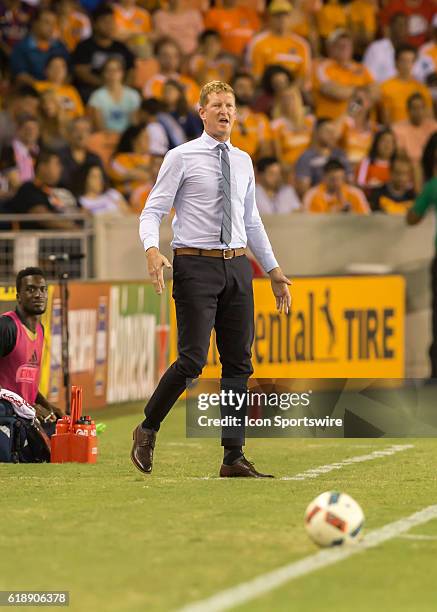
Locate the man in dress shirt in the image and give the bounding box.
[131,80,291,478]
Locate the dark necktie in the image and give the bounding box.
[217,142,232,246]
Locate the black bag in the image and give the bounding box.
[0,400,50,463]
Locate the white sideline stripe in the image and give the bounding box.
[281,444,414,481]
[399,534,437,541]
[177,505,437,612]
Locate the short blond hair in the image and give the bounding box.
[199,81,235,107]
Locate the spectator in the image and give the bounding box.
[3,149,77,229]
[357,128,397,192]
[0,144,21,200]
[72,5,135,102]
[255,156,301,214]
[161,80,203,140]
[414,15,437,84]
[304,158,370,213]
[153,0,204,57]
[406,132,437,379]
[87,57,141,134]
[142,38,200,109]
[393,93,437,184]
[230,72,273,160]
[379,44,433,124]
[10,8,69,86]
[189,30,236,87]
[130,153,165,213]
[0,114,39,186]
[73,163,129,215]
[0,0,31,56]
[55,0,91,53]
[252,64,294,117]
[139,98,170,155]
[204,0,260,57]
[363,12,408,83]
[248,0,311,89]
[109,123,151,198]
[313,29,374,120]
[112,0,151,48]
[380,0,434,48]
[271,85,315,169]
[58,116,103,191]
[370,156,415,214]
[38,89,69,151]
[34,55,85,120]
[316,0,347,43]
[0,85,39,147]
[335,87,378,166]
[347,0,378,57]
[294,117,352,197]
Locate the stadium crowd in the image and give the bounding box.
[0,0,436,223]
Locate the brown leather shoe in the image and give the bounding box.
[219,456,274,478]
[130,424,156,474]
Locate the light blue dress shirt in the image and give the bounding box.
[139,131,279,273]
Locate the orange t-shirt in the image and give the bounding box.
[230,109,272,159]
[34,82,85,119]
[189,54,235,86]
[338,116,377,165]
[248,31,312,85]
[304,183,370,213]
[356,157,390,189]
[313,59,374,119]
[316,1,347,38]
[57,11,91,52]
[271,115,315,165]
[204,6,261,56]
[347,0,377,38]
[379,76,433,123]
[113,5,151,39]
[143,73,200,109]
[109,152,151,195]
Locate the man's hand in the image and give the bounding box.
[146,247,172,294]
[269,267,292,314]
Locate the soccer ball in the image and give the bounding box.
[304,491,364,547]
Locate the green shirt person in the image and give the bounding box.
[407,177,437,379]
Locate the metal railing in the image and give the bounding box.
[0,214,94,281]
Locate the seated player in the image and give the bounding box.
[369,156,416,214]
[304,158,370,213]
[0,267,64,425]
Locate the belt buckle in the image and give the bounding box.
[223,249,234,260]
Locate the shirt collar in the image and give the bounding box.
[201,131,232,150]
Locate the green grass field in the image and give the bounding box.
[1,403,436,612]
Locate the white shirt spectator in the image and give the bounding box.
[363,38,396,83]
[255,184,300,214]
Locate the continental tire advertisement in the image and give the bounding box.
[1,275,404,409]
[171,275,405,380]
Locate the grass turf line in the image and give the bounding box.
[0,402,435,612]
